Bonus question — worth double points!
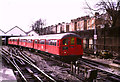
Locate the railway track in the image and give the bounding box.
[1,47,56,82]
[23,47,120,82]
[1,46,120,82]
[74,57,120,82]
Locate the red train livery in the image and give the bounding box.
[8,33,83,58]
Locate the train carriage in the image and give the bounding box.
[8,37,19,45]
[8,33,83,60]
[43,33,83,57]
[19,37,35,48]
[8,38,13,45]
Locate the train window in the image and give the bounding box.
[71,37,75,45]
[63,39,69,45]
[48,40,50,45]
[57,40,59,46]
[46,40,49,45]
[54,40,57,46]
[77,38,81,45]
[34,40,38,44]
[52,40,55,45]
[50,40,52,45]
[39,40,45,44]
[28,40,32,43]
[54,42,56,46]
[22,39,26,42]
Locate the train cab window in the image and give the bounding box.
[77,38,81,45]
[70,37,75,45]
[63,39,69,45]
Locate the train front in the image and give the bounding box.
[59,33,83,60]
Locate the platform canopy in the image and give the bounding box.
[5,26,27,36]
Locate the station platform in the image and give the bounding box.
[82,56,120,69]
[0,67,17,82]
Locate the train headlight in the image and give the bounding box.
[64,52,66,53]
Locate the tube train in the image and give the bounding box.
[8,33,83,60]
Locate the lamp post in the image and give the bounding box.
[94,13,98,55]
[94,26,97,54]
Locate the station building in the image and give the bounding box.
[0,26,39,45]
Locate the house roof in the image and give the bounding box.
[27,30,39,36]
[5,26,27,36]
[9,33,81,40]
[0,29,6,36]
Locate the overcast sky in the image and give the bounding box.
[0,0,103,32]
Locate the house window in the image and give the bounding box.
[92,20,94,24]
[88,26,90,29]
[78,23,80,27]
[88,20,90,25]
[92,25,94,29]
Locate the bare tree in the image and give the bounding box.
[85,0,120,27]
[32,19,45,35]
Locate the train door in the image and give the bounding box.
[39,39,45,51]
[34,39,38,49]
[69,37,76,55]
[76,38,83,55]
[62,38,69,56]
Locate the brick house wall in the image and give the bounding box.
[57,23,62,33]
